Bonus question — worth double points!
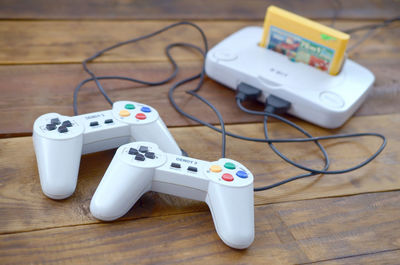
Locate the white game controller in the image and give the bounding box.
[90,141,254,249]
[205,26,375,128]
[33,101,182,200]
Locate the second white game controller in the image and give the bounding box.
[33,101,182,199]
[90,141,255,249]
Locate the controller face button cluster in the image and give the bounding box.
[188,166,197,172]
[222,173,234,182]
[119,110,130,117]
[104,119,113,124]
[171,162,181,168]
[90,121,99,127]
[224,162,236,170]
[135,113,146,120]
[236,170,248,179]
[125,103,135,110]
[135,154,145,161]
[210,165,222,173]
[145,152,155,159]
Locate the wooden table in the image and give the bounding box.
[0,1,399,264]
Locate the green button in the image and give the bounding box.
[125,103,135,110]
[224,162,236,170]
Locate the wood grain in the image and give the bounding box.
[0,57,398,136]
[0,0,397,20]
[0,20,398,65]
[0,113,397,234]
[1,191,399,264]
[309,249,400,265]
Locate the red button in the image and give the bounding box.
[222,173,234,182]
[135,113,146,120]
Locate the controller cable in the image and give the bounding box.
[73,19,393,191]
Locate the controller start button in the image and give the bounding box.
[210,165,222,173]
[119,110,130,117]
[222,173,234,182]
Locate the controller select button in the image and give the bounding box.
[125,103,135,109]
[135,154,145,161]
[188,166,198,172]
[104,119,113,124]
[224,162,236,170]
[145,152,155,159]
[128,148,138,155]
[222,173,234,182]
[139,146,148,153]
[51,118,61,125]
[210,165,222,173]
[58,126,68,133]
[62,120,72,127]
[140,106,151,113]
[171,162,181,169]
[236,170,248,179]
[46,123,57,131]
[135,113,146,120]
[319,91,345,109]
[90,121,99,127]
[119,110,130,117]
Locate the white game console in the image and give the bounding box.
[90,141,254,249]
[33,101,182,200]
[205,26,375,128]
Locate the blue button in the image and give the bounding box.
[236,170,248,179]
[141,106,151,113]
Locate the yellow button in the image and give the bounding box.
[119,110,130,117]
[210,165,222,173]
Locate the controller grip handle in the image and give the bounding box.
[33,133,83,199]
[206,182,254,249]
[90,156,153,221]
[130,118,181,155]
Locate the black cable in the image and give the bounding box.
[74,21,208,115]
[343,16,400,34]
[236,99,387,190]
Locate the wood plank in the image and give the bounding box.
[0,20,398,65]
[1,57,398,136]
[1,191,399,264]
[308,249,400,265]
[0,113,398,234]
[0,0,397,20]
